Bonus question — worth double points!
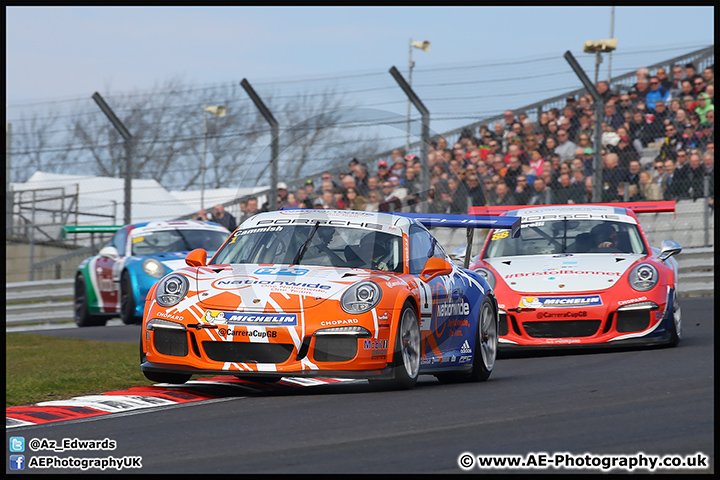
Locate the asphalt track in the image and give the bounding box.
[6,297,714,473]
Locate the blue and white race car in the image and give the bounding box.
[74,220,230,326]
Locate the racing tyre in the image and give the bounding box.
[74,274,107,327]
[667,290,682,347]
[435,296,498,383]
[468,296,498,381]
[120,272,141,325]
[143,371,191,384]
[369,304,420,390]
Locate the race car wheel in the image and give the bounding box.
[668,289,682,347]
[469,296,498,381]
[369,304,420,390]
[435,296,497,383]
[120,272,141,325]
[143,371,191,384]
[74,274,106,327]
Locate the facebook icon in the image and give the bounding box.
[9,454,25,470]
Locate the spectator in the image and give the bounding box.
[376,160,390,182]
[332,186,346,210]
[490,180,516,206]
[553,172,583,204]
[363,190,381,212]
[693,76,708,97]
[695,92,714,123]
[657,124,684,162]
[662,158,685,200]
[638,170,663,200]
[527,176,552,205]
[626,159,642,189]
[193,209,209,221]
[554,129,577,162]
[378,181,402,212]
[465,174,486,207]
[240,196,260,223]
[596,81,612,103]
[344,187,366,211]
[442,176,468,214]
[686,152,706,200]
[212,204,237,231]
[697,121,714,151]
[603,102,625,130]
[482,177,497,205]
[703,151,714,208]
[611,132,640,169]
[669,64,686,98]
[635,78,650,102]
[602,152,628,202]
[681,80,696,101]
[645,76,671,111]
[685,63,701,84]
[512,175,532,205]
[295,188,313,209]
[679,123,699,151]
[656,67,674,91]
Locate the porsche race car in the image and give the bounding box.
[140,209,521,389]
[74,220,231,327]
[468,202,683,349]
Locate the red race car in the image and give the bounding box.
[468,202,683,349]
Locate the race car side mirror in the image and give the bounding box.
[419,257,453,283]
[186,248,208,267]
[98,246,119,259]
[658,239,682,262]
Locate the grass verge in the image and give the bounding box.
[6,333,151,407]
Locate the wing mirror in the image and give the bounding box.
[98,246,119,259]
[658,239,682,262]
[186,248,208,267]
[419,257,453,282]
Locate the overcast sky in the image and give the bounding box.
[6,6,714,106]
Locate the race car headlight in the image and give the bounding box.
[629,263,659,292]
[314,326,372,337]
[341,281,382,314]
[473,267,496,289]
[142,258,166,278]
[155,274,189,307]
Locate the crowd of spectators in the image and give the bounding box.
[231,62,714,221]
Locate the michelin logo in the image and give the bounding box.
[204,310,297,326]
[519,295,602,308]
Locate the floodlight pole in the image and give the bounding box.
[241,78,279,211]
[390,66,430,205]
[92,92,133,224]
[563,51,603,203]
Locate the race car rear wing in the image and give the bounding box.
[395,212,522,268]
[468,201,676,216]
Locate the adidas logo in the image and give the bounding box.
[460,340,472,354]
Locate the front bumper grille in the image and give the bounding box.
[522,320,601,338]
[615,310,651,333]
[313,336,358,362]
[201,341,294,364]
[154,329,189,356]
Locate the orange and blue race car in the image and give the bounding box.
[140,209,520,389]
[468,202,683,349]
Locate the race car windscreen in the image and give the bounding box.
[483,219,648,258]
[131,229,229,255]
[212,224,403,272]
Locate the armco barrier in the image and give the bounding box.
[5,248,713,328]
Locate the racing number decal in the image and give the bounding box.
[418,281,432,331]
[491,230,510,241]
